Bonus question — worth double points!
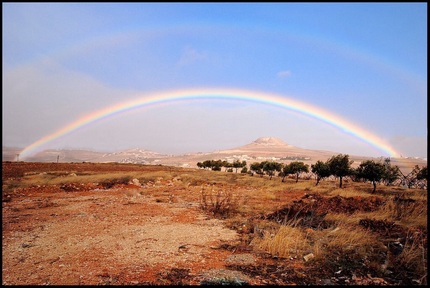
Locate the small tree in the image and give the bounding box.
[222,160,232,172]
[232,160,247,173]
[280,163,291,182]
[250,162,263,177]
[287,161,309,183]
[262,161,282,180]
[202,160,213,170]
[311,160,331,185]
[327,154,353,188]
[356,160,386,193]
[212,160,223,171]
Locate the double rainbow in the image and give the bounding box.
[19,87,401,159]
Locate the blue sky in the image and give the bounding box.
[2,3,427,158]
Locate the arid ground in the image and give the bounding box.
[2,162,427,285]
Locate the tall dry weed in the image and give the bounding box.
[393,229,428,284]
[252,225,312,259]
[199,186,241,218]
[310,224,385,273]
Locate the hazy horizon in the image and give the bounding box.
[2,135,427,160]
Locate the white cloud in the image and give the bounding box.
[277,70,292,78]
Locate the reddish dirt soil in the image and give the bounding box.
[2,176,243,284]
[2,187,245,285]
[2,162,426,285]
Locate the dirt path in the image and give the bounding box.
[2,185,252,285]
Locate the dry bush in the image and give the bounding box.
[374,195,427,227]
[199,186,241,218]
[2,179,23,194]
[395,197,427,222]
[313,224,381,256]
[253,221,384,274]
[310,224,385,274]
[393,230,428,285]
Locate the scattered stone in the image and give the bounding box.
[225,254,256,266]
[131,178,141,186]
[303,253,314,262]
[178,244,190,252]
[199,269,250,285]
[321,278,334,285]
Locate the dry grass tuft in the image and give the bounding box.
[252,225,312,259]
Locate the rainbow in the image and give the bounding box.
[19,87,401,159]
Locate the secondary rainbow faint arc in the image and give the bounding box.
[19,88,401,159]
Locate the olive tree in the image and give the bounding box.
[250,162,264,176]
[261,161,282,180]
[327,154,353,188]
[281,161,308,182]
[311,160,331,185]
[232,160,247,173]
[355,160,386,193]
[287,161,309,183]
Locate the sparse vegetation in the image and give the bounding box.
[2,161,427,285]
